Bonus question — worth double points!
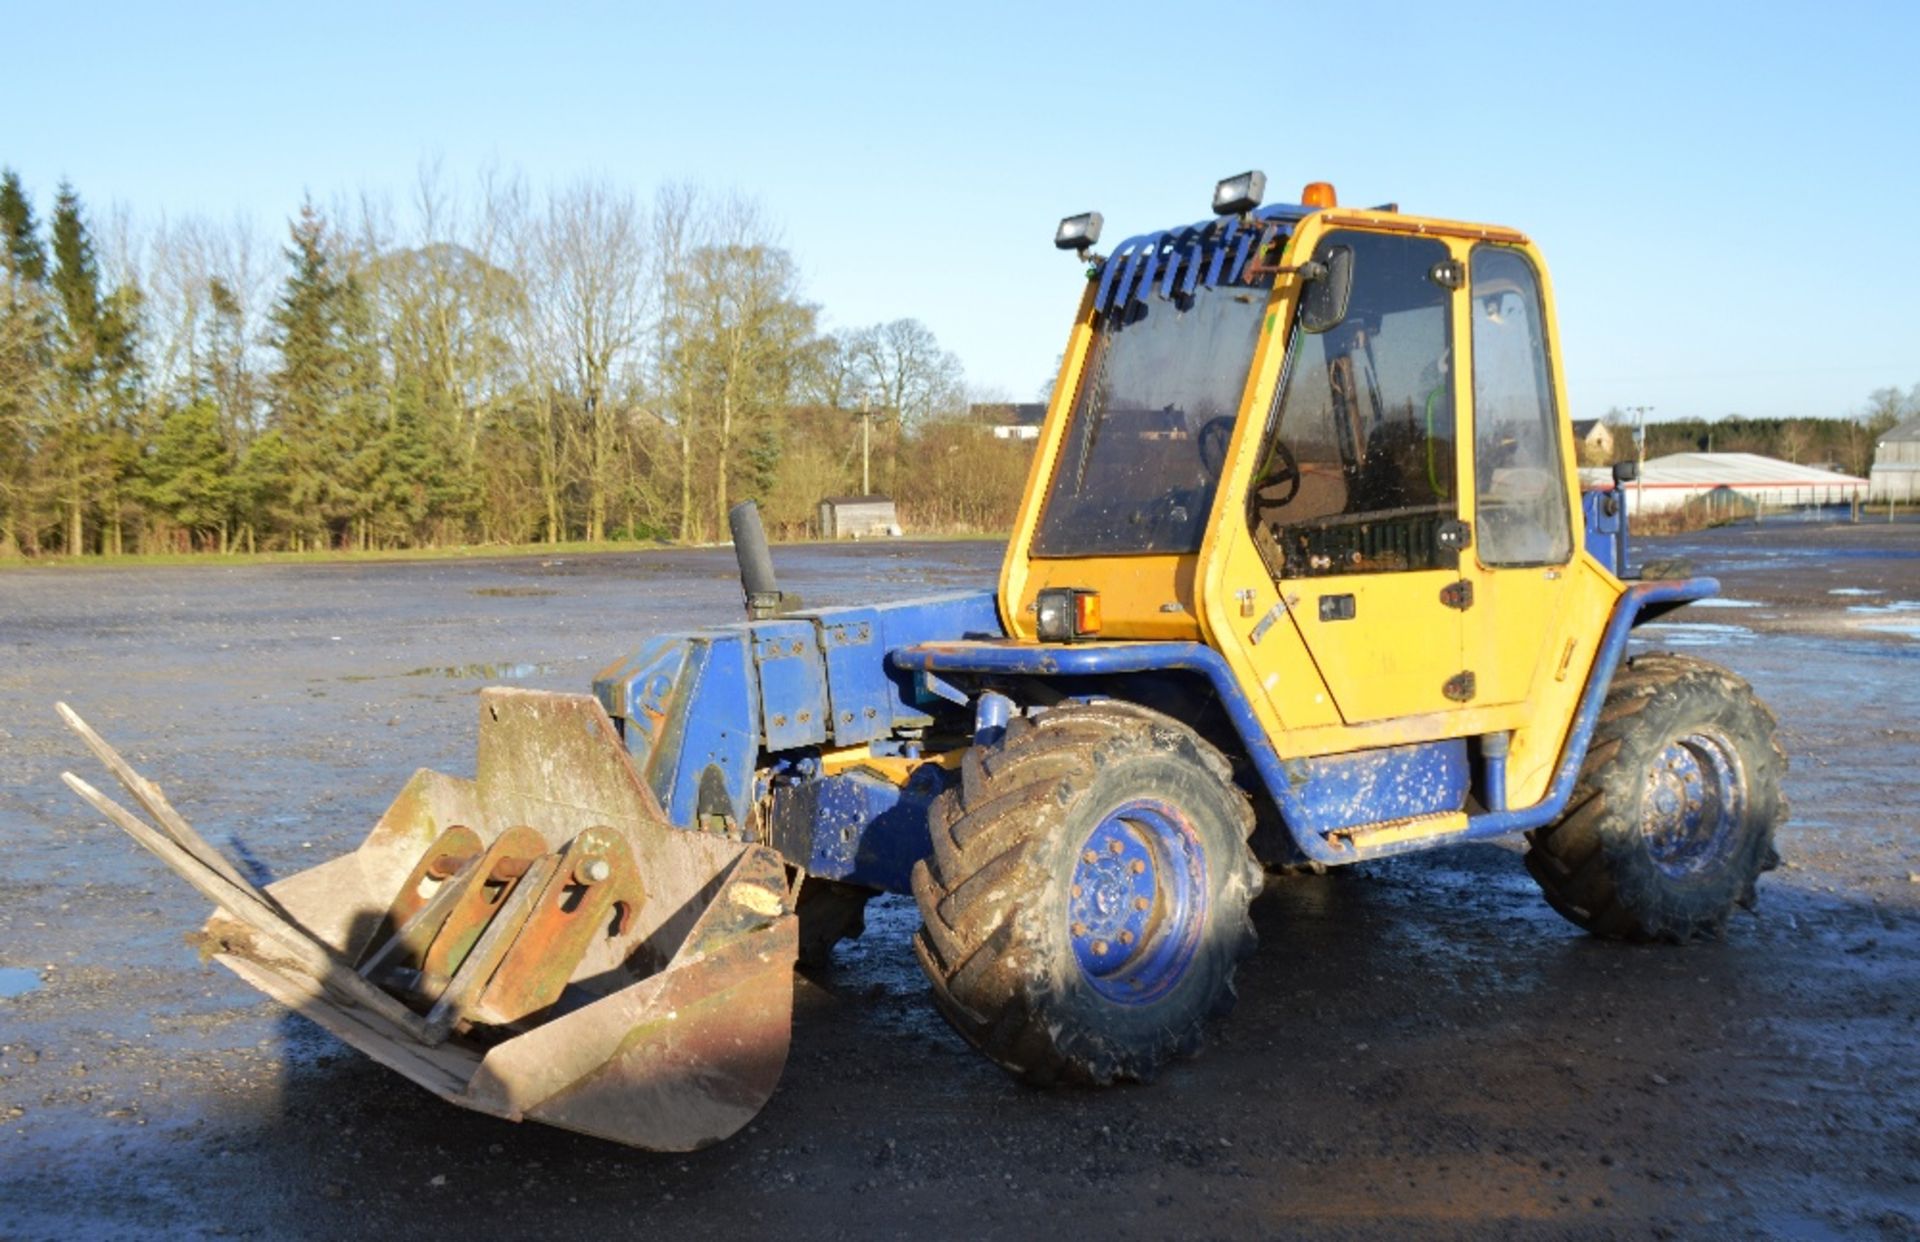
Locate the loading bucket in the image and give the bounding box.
[59,689,797,1152]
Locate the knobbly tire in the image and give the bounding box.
[1525,652,1786,942]
[911,700,1260,1086]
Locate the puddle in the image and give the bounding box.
[404,662,557,680]
[1845,601,1920,639]
[1687,598,1761,608]
[0,966,43,999]
[1634,620,1754,647]
[1827,587,1883,597]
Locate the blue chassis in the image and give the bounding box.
[594,572,1713,892]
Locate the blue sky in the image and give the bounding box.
[4,0,1916,422]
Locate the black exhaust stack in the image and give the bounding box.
[729,501,791,620]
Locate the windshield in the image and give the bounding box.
[1033,277,1273,557]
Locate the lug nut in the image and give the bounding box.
[1092,940,1109,955]
[1134,896,1150,911]
[1071,884,1082,898]
[1129,860,1146,875]
[1118,931,1134,946]
[1108,840,1125,854]
[1083,850,1099,864]
[1071,921,1087,937]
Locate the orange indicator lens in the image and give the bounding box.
[1074,592,1102,636]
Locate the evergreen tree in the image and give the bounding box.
[42,183,142,554]
[233,427,296,551]
[266,202,380,549]
[138,398,232,549]
[0,170,47,284]
[0,172,52,555]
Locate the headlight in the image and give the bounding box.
[1035,588,1101,643]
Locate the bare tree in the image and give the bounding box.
[533,179,649,542]
[843,318,963,493]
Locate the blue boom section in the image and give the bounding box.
[592,590,1002,889]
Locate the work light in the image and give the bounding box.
[1212,170,1266,216]
[1055,212,1103,253]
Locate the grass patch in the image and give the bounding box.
[0,531,1009,572]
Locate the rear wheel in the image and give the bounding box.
[1526,652,1786,942]
[911,701,1260,1085]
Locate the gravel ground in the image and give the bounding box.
[1,523,1916,1239]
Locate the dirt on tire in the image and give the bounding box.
[912,700,1259,1085]
[1526,650,1788,941]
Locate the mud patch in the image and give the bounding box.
[0,966,43,998]
[404,661,558,680]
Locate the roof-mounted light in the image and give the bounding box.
[1055,212,1103,255]
[1301,181,1338,209]
[1213,170,1266,216]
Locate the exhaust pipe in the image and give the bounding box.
[728,500,788,620]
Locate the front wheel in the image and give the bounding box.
[911,701,1260,1085]
[1526,652,1786,942]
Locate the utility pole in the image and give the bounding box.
[853,398,879,496]
[1625,405,1654,517]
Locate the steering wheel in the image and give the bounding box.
[1253,440,1301,507]
[1197,416,1235,480]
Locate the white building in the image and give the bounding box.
[817,495,902,539]
[1580,452,1867,515]
[1869,417,1920,501]
[971,402,1048,441]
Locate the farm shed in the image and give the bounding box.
[1869,417,1920,502]
[818,495,901,539]
[1586,452,1866,515]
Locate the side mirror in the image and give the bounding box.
[1299,244,1354,334]
[1612,460,1639,485]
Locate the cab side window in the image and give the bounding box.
[1470,246,1572,566]
[1249,230,1457,578]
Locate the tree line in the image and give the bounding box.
[1594,387,1917,474]
[0,167,1036,558]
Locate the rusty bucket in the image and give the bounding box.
[59,688,797,1152]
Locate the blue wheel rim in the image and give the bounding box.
[1639,728,1746,878]
[1067,799,1208,1004]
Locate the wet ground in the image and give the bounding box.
[1,523,1916,1240]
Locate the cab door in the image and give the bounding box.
[1244,227,1473,724]
[1457,243,1579,708]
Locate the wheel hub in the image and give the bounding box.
[1068,800,1207,1004]
[1639,729,1745,877]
